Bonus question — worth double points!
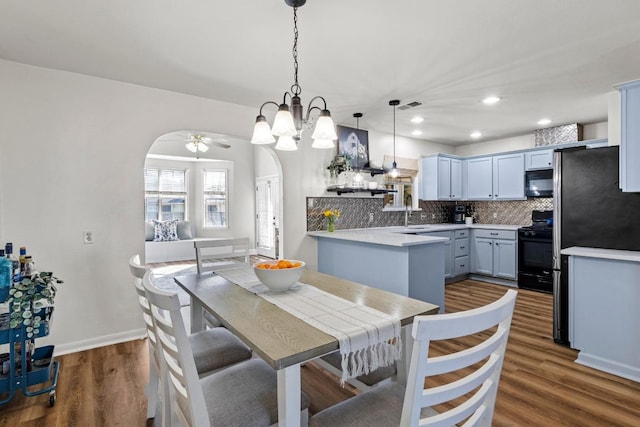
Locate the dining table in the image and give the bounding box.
[174,268,439,427]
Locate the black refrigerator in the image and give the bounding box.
[552,145,640,344]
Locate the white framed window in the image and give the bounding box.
[144,168,188,221]
[203,169,228,228]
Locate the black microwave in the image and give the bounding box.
[525,169,553,197]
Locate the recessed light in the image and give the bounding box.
[482,96,501,105]
[412,130,423,136]
[470,131,482,139]
[410,116,424,124]
[537,118,552,126]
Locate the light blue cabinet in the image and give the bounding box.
[420,155,462,200]
[465,157,493,200]
[492,153,525,199]
[465,154,524,200]
[618,79,640,192]
[525,149,553,170]
[471,229,517,280]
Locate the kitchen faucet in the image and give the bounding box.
[404,194,413,227]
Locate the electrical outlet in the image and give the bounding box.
[432,213,436,219]
[420,213,427,220]
[369,212,374,222]
[493,212,498,219]
[83,231,94,244]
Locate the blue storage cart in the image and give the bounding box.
[0,297,60,407]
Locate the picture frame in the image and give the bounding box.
[336,125,369,169]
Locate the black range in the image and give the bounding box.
[517,210,553,293]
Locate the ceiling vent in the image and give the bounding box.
[398,101,422,111]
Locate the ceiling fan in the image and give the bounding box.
[157,132,231,154]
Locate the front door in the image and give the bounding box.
[255,176,279,259]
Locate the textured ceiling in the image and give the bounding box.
[2,0,640,145]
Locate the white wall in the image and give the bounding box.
[0,59,258,353]
[455,121,608,157]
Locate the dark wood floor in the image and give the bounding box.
[2,279,639,426]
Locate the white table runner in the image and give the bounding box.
[213,267,402,384]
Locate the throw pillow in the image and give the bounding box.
[177,220,193,240]
[152,220,179,242]
[145,221,154,241]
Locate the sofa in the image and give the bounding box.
[144,220,209,264]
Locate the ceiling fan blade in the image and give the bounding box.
[211,141,231,149]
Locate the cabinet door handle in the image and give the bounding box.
[496,242,500,246]
[490,232,499,236]
[494,194,498,197]
[460,264,465,267]
[488,194,492,197]
[460,246,465,249]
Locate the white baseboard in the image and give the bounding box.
[467,274,518,287]
[54,328,147,356]
[576,352,640,382]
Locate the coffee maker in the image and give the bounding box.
[453,204,466,223]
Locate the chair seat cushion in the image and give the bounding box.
[189,328,252,374]
[201,359,311,427]
[309,382,437,427]
[321,350,397,386]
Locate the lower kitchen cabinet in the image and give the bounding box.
[453,229,470,276]
[422,231,453,278]
[471,229,517,280]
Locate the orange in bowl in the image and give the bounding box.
[253,259,305,291]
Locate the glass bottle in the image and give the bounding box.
[18,247,26,274]
[24,256,34,276]
[5,243,19,278]
[0,249,11,290]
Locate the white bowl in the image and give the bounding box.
[253,260,305,291]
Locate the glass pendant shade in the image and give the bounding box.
[271,105,298,137]
[311,138,335,149]
[275,135,298,151]
[186,142,209,153]
[311,110,338,141]
[251,116,276,144]
[389,162,399,178]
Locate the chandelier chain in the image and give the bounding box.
[291,7,301,96]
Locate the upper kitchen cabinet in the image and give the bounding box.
[465,157,493,200]
[525,149,553,170]
[618,79,640,192]
[465,153,525,200]
[420,155,462,200]
[492,153,525,199]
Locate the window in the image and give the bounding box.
[203,169,227,228]
[144,168,187,221]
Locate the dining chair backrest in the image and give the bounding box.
[143,270,210,427]
[129,255,172,424]
[400,289,517,426]
[194,238,250,274]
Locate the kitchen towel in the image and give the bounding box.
[213,266,402,385]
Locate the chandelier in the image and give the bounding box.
[250,0,337,151]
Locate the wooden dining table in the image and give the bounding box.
[174,268,439,427]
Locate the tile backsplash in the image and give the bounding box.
[306,197,553,231]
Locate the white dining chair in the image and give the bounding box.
[194,238,251,274]
[194,238,251,328]
[309,289,518,427]
[129,255,252,425]
[142,270,311,427]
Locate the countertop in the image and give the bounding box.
[308,223,521,247]
[561,246,640,263]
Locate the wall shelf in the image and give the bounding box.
[327,186,396,196]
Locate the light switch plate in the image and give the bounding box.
[83,231,94,244]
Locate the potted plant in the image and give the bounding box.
[7,272,62,338]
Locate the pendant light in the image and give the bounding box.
[352,113,364,185]
[389,99,400,179]
[250,0,337,151]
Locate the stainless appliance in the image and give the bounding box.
[518,210,553,293]
[525,169,553,197]
[552,146,640,345]
[453,204,465,223]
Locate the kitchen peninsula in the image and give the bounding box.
[308,228,448,312]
